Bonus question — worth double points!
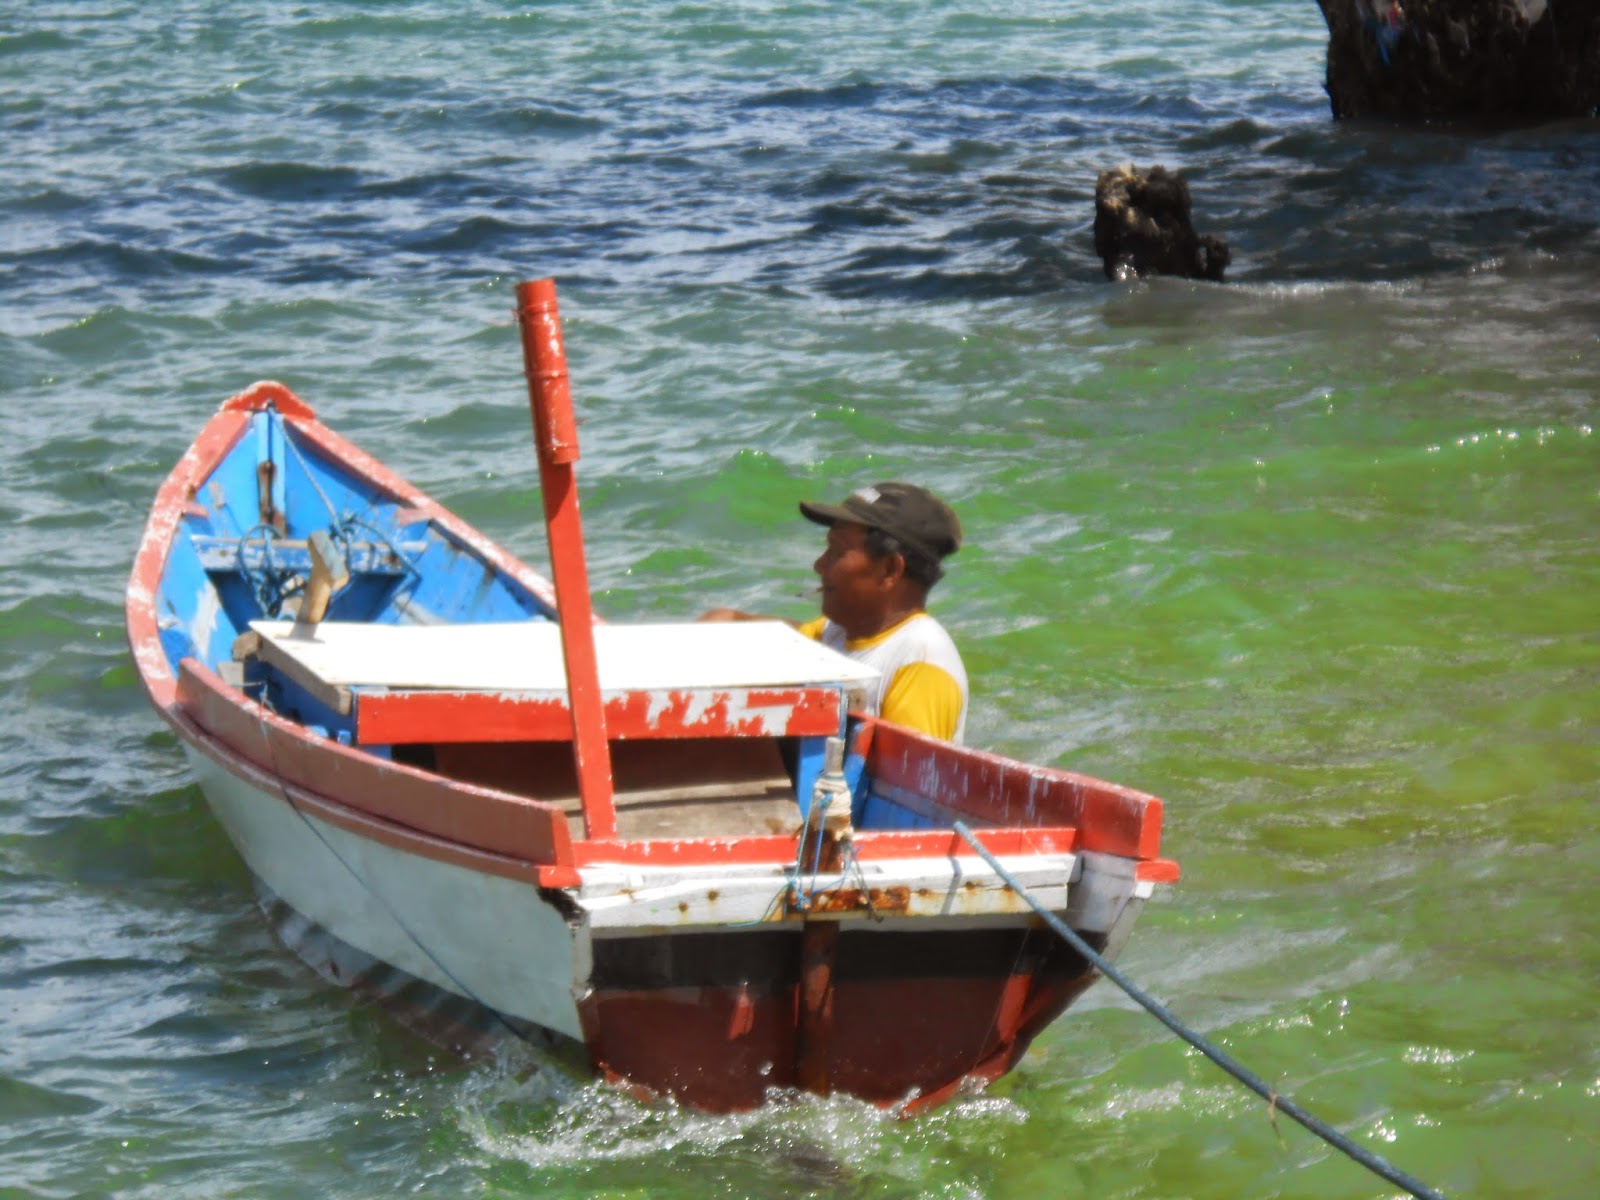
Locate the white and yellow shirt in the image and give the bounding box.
[798,612,968,743]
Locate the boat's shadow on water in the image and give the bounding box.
[259,885,588,1071]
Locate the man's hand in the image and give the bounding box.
[698,608,758,622]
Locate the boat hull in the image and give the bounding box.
[177,705,1149,1110]
[583,920,1116,1111]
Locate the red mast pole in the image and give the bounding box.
[514,278,617,840]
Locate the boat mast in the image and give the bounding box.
[515,278,618,840]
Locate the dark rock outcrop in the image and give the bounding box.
[1317,0,1600,120]
[1093,165,1231,283]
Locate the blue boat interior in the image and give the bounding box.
[159,408,955,840]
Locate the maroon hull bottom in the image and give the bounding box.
[590,971,1100,1112]
[586,919,1104,1112]
[255,877,1104,1113]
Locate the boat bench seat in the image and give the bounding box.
[239,619,879,746]
[192,534,414,579]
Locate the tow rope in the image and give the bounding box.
[954,821,1450,1200]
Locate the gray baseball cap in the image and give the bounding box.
[799,482,962,562]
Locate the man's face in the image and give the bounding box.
[813,521,894,636]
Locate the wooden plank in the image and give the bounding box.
[602,788,798,842]
[430,737,799,841]
[248,619,879,693]
[356,684,844,744]
[249,628,354,716]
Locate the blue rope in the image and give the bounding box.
[737,820,874,928]
[329,511,423,584]
[785,792,833,912]
[953,822,1450,1200]
[237,523,300,616]
[232,511,424,620]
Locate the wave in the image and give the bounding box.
[208,161,367,203]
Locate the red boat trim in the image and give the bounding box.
[855,824,1078,857]
[126,405,254,710]
[863,718,1166,861]
[1135,857,1181,883]
[169,665,1089,886]
[176,657,578,874]
[162,698,562,888]
[565,824,1078,868]
[162,666,1099,892]
[221,379,317,421]
[355,685,844,744]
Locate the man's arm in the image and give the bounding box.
[699,608,804,630]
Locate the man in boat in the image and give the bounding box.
[704,482,969,743]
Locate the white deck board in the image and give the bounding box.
[249,619,879,694]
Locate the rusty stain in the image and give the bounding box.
[798,828,852,873]
[804,885,912,915]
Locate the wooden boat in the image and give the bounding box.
[125,280,1178,1113]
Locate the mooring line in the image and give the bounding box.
[251,703,531,1048]
[953,821,1449,1200]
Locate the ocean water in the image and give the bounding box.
[2,2,1597,1197]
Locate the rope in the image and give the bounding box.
[278,420,342,525]
[236,523,300,616]
[787,788,835,912]
[250,695,530,1045]
[275,417,421,584]
[330,512,423,584]
[952,822,1450,1200]
[838,834,884,923]
[233,510,423,620]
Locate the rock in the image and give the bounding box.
[1316,0,1600,119]
[1093,165,1231,283]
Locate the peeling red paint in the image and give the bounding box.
[862,718,1168,863]
[356,684,843,744]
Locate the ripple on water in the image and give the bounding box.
[454,1043,1028,1193]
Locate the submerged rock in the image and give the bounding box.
[1093,165,1231,283]
[1317,0,1600,119]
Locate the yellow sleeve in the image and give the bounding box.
[879,661,963,741]
[797,616,827,641]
